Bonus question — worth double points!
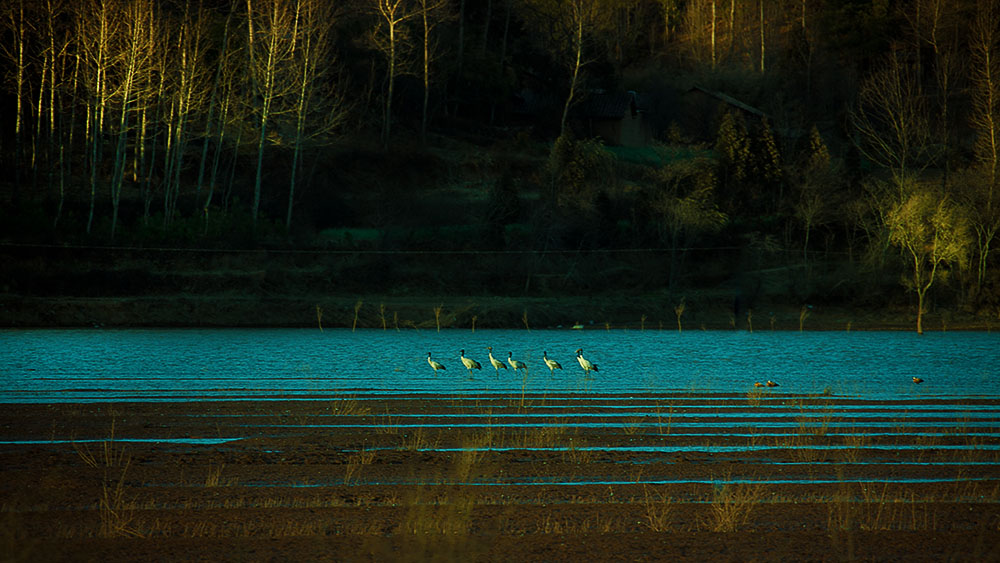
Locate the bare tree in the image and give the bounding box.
[203,33,246,227]
[653,157,727,289]
[794,126,841,263]
[887,188,971,334]
[656,0,682,46]
[162,0,210,225]
[245,0,300,223]
[370,0,418,148]
[965,0,1000,301]
[905,0,961,184]
[77,0,120,234]
[852,53,937,198]
[39,0,71,220]
[416,0,449,144]
[284,0,345,229]
[109,0,154,239]
[50,0,74,227]
[0,0,30,198]
[680,0,716,69]
[195,10,235,198]
[522,0,603,137]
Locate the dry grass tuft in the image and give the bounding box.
[704,473,764,532]
[642,484,675,532]
[99,460,142,538]
[345,448,376,485]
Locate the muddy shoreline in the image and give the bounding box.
[2,393,998,561]
[3,294,995,332]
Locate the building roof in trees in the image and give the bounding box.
[686,86,767,120]
[572,91,642,119]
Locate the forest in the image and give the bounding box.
[1,0,998,331]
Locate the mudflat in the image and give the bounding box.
[2,393,999,562]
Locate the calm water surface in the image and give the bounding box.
[1,328,997,402]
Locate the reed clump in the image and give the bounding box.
[401,427,439,451]
[330,395,371,416]
[562,437,594,463]
[841,430,869,463]
[73,418,129,469]
[205,463,226,487]
[642,484,675,532]
[654,401,674,434]
[99,460,142,538]
[345,448,376,485]
[704,476,764,532]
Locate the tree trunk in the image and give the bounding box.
[421,3,430,144]
[710,0,716,69]
[559,6,584,137]
[10,0,26,201]
[197,14,231,195]
[916,290,925,334]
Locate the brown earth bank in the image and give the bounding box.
[1,393,999,561]
[3,243,998,331]
[2,293,997,332]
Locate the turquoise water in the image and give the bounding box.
[1,328,997,402]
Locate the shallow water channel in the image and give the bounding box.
[3,329,999,484]
[2,328,998,401]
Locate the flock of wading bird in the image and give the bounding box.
[427,350,926,386]
[426,347,598,377]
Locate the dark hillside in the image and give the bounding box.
[1,1,997,331]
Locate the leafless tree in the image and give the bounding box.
[964,0,1000,301]
[852,53,937,199]
[245,0,300,223]
[284,0,346,229]
[370,0,419,148]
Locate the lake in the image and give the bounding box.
[1,328,997,402]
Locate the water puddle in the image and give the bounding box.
[0,438,243,446]
[226,476,998,488]
[235,421,1000,430]
[413,444,1000,454]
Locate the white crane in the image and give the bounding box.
[487,346,508,375]
[460,349,482,376]
[507,351,527,374]
[543,351,562,374]
[576,348,598,375]
[427,352,446,374]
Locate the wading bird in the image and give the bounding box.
[427,352,446,374]
[507,352,527,374]
[913,376,923,384]
[487,346,508,375]
[460,349,482,376]
[576,348,598,375]
[766,380,779,387]
[543,351,562,374]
